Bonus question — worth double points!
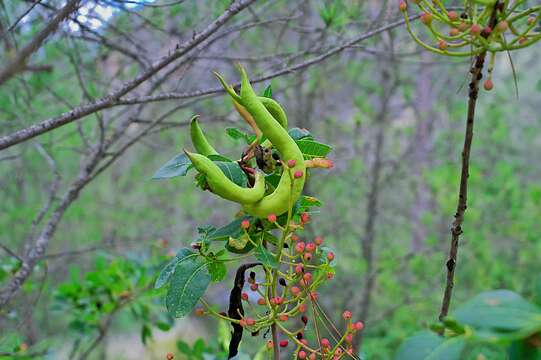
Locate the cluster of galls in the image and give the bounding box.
[400,0,541,91]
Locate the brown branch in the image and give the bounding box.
[438,2,502,322]
[0,0,80,86]
[0,0,257,151]
[0,13,417,151]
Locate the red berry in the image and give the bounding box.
[166,352,174,360]
[294,170,304,179]
[257,298,266,305]
[295,241,306,253]
[309,354,316,360]
[279,314,289,322]
[301,315,308,324]
[309,291,318,301]
[298,350,307,359]
[327,252,335,261]
[303,272,313,283]
[447,11,458,21]
[449,28,459,36]
[306,242,316,252]
[470,24,481,35]
[291,286,301,296]
[345,334,353,343]
[299,303,307,313]
[303,252,312,262]
[483,79,494,91]
[343,310,352,320]
[287,159,297,167]
[314,236,323,245]
[241,292,249,301]
[301,338,308,345]
[291,234,300,242]
[438,40,448,50]
[279,340,288,348]
[321,338,331,348]
[458,21,468,32]
[353,321,364,331]
[482,26,492,36]
[239,319,247,327]
[245,317,255,326]
[420,12,432,25]
[267,213,277,222]
[267,340,274,349]
[250,283,258,291]
[300,212,310,224]
[241,219,250,229]
[398,1,407,12]
[295,264,304,274]
[274,296,283,305]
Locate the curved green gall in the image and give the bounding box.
[190,116,218,156]
[217,65,306,218]
[185,151,265,205]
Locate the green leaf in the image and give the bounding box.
[296,139,332,159]
[141,324,152,345]
[207,260,227,282]
[226,127,253,144]
[208,154,233,162]
[177,340,192,354]
[288,128,312,140]
[214,161,248,187]
[225,233,255,254]
[395,332,465,360]
[262,84,272,98]
[166,255,211,318]
[155,248,197,289]
[453,290,541,333]
[473,0,497,4]
[509,339,541,360]
[255,243,278,268]
[152,153,192,179]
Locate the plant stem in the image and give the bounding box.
[438,1,501,322]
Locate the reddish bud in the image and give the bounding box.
[496,21,508,32]
[241,292,249,301]
[420,12,432,25]
[306,242,316,252]
[287,159,297,167]
[295,241,306,253]
[241,219,250,229]
[353,321,365,331]
[321,338,331,348]
[279,314,289,322]
[301,338,308,346]
[398,1,407,12]
[250,283,258,291]
[482,26,492,36]
[294,170,304,179]
[470,24,481,35]
[483,79,494,91]
[327,272,334,280]
[438,40,448,50]
[303,272,313,283]
[166,352,174,360]
[300,212,310,224]
[309,291,318,301]
[299,303,307,313]
[342,310,352,320]
[303,252,313,262]
[528,16,536,25]
[257,298,266,305]
[279,340,288,348]
[291,286,301,296]
[239,319,247,327]
[267,213,277,222]
[327,252,335,261]
[274,296,283,305]
[447,11,458,21]
[291,234,300,242]
[314,236,323,245]
[309,354,316,360]
[345,334,353,343]
[449,28,459,36]
[195,308,205,316]
[267,340,274,349]
[245,317,255,326]
[458,21,468,32]
[295,264,304,274]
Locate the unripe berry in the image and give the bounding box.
[300,212,310,224]
[279,314,289,321]
[279,340,288,348]
[291,234,300,242]
[321,338,331,348]
[314,236,323,245]
[483,79,494,91]
[345,334,353,343]
[294,170,304,179]
[482,26,492,36]
[241,292,249,301]
[438,40,448,50]
[300,338,308,346]
[420,12,432,25]
[449,28,459,36]
[353,321,364,331]
[195,308,205,316]
[258,298,266,305]
[250,283,258,291]
[398,1,407,12]
[267,213,277,222]
[266,340,274,349]
[458,21,468,32]
[309,291,318,301]
[528,16,536,25]
[239,319,247,327]
[166,352,174,360]
[298,351,307,359]
[496,21,508,32]
[245,317,255,326]
[241,219,250,229]
[303,252,312,262]
[447,11,458,21]
[309,354,316,360]
[291,286,301,296]
[470,24,481,35]
[299,303,307,313]
[295,264,304,274]
[327,252,335,261]
[287,159,297,167]
[519,36,527,45]
[303,272,313,283]
[343,310,352,320]
[295,241,306,253]
[306,242,316,252]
